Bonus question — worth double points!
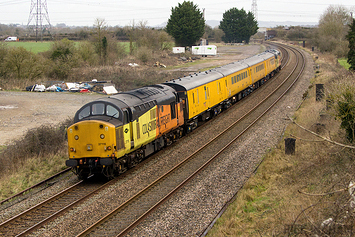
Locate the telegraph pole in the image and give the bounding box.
[27,0,51,42]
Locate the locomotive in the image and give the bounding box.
[66,49,281,179]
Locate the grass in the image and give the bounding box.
[207,47,355,236]
[0,153,68,200]
[338,58,350,70]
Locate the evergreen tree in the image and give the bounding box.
[166,1,205,47]
[219,8,258,43]
[346,18,355,71]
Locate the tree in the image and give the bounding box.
[314,5,351,57]
[213,27,225,43]
[48,38,80,79]
[4,46,44,79]
[219,8,258,43]
[346,18,355,71]
[166,1,205,47]
[92,18,108,64]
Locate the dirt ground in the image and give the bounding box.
[0,44,263,145]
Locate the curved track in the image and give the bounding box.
[0,43,305,237]
[76,43,305,236]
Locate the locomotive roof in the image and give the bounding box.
[107,84,176,109]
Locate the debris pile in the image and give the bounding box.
[25,79,118,95]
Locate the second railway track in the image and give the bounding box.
[0,43,309,237]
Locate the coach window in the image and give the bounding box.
[204,86,207,100]
[107,105,119,118]
[92,103,105,115]
[78,106,90,120]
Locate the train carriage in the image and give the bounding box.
[66,48,281,179]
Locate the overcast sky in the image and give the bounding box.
[0,0,354,27]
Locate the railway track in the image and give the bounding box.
[0,168,71,206]
[0,178,114,236]
[0,43,305,237]
[73,43,305,236]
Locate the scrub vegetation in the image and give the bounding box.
[0,20,186,92]
[0,119,73,200]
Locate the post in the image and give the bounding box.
[316,84,324,101]
[285,138,296,155]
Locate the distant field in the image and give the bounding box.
[5,41,52,53]
[4,41,131,54]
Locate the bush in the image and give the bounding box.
[136,46,152,63]
[47,39,81,79]
[0,119,73,174]
[329,75,355,143]
[77,41,99,66]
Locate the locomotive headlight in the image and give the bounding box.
[70,147,76,152]
[74,135,79,140]
[107,146,112,151]
[100,134,105,139]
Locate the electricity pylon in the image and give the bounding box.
[251,0,258,21]
[27,0,51,41]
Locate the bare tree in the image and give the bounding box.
[92,18,108,64]
[315,5,352,57]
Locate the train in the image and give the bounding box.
[66,48,281,179]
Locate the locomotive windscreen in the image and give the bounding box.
[75,102,123,123]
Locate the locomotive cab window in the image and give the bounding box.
[78,106,90,120]
[92,103,105,115]
[107,105,119,118]
[77,102,122,121]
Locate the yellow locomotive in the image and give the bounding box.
[66,49,281,179]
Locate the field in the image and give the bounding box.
[4,41,132,54]
[4,41,52,53]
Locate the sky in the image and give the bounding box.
[0,0,354,27]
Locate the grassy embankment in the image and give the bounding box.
[208,49,355,235]
[0,122,71,201]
